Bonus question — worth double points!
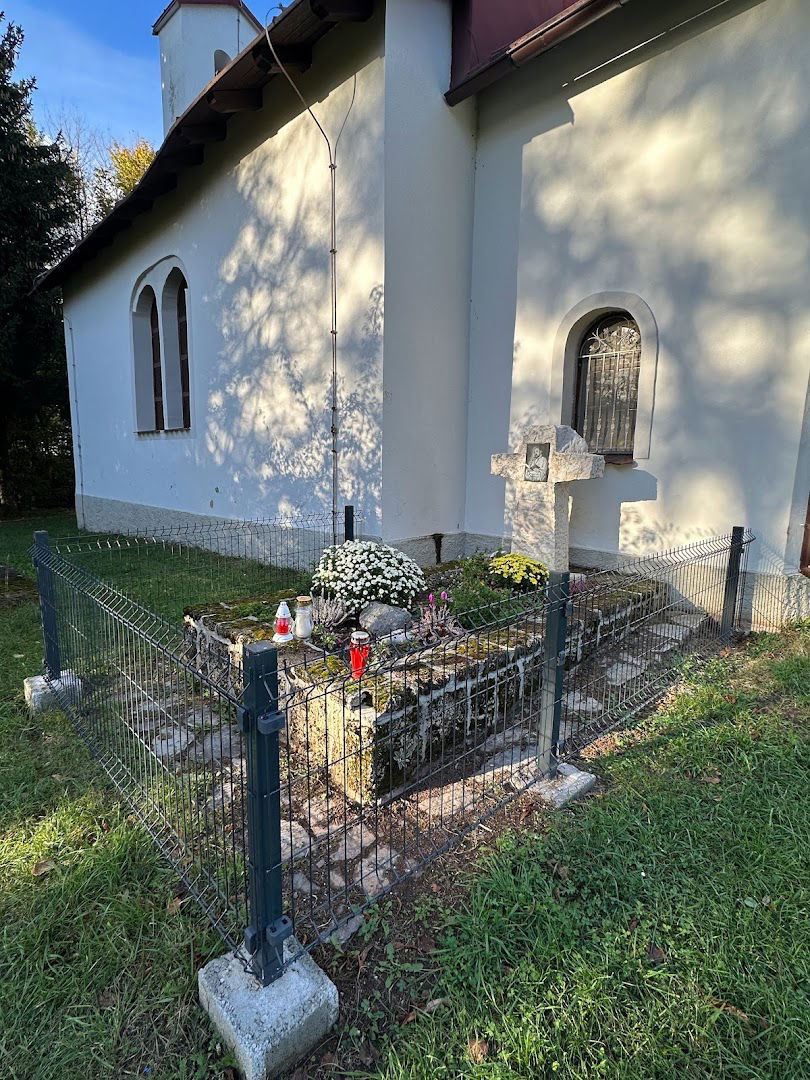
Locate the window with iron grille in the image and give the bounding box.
[573,313,641,458]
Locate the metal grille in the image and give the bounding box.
[575,313,641,456]
[31,519,809,985]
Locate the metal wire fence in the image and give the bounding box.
[31,518,808,985]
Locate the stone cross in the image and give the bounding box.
[491,424,605,571]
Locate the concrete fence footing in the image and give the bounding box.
[198,941,338,1080]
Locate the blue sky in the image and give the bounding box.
[5,0,165,146]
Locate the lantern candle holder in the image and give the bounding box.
[294,595,313,640]
[348,629,371,680]
[273,601,294,644]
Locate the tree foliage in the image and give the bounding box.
[0,14,79,510]
[46,110,155,239]
[94,137,155,217]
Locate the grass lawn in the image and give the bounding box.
[0,513,232,1080]
[362,627,810,1080]
[1,511,808,1079]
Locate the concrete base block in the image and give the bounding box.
[24,671,82,713]
[198,942,338,1080]
[531,762,597,809]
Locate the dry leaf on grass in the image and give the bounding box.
[699,774,721,784]
[166,897,183,915]
[468,1038,489,1064]
[31,859,56,877]
[401,997,447,1024]
[415,931,435,954]
[708,997,749,1022]
[423,997,446,1014]
[646,942,666,966]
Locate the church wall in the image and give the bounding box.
[380,0,477,560]
[63,11,386,535]
[465,0,810,575]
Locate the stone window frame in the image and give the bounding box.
[130,257,194,436]
[549,292,659,462]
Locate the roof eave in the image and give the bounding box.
[446,0,628,106]
[40,0,374,293]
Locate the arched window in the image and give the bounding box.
[573,313,641,458]
[160,268,192,430]
[177,284,190,429]
[132,285,164,432]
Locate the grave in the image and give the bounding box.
[491,424,605,571]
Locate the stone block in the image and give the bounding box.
[284,626,546,803]
[198,943,338,1080]
[531,762,597,808]
[23,671,82,713]
[359,601,412,636]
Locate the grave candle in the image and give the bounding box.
[273,601,294,643]
[349,629,371,679]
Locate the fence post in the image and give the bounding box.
[33,530,61,681]
[720,526,745,642]
[241,641,291,986]
[538,571,569,778]
[344,504,355,542]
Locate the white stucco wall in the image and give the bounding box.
[156,3,262,134]
[381,0,476,554]
[465,0,810,573]
[64,13,385,531]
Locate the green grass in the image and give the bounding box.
[3,512,809,1078]
[0,512,232,1079]
[1,508,309,623]
[372,628,810,1080]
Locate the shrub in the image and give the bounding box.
[311,540,425,615]
[449,580,512,628]
[488,552,548,593]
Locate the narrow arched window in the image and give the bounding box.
[177,283,190,429]
[573,313,641,458]
[150,295,165,431]
[161,269,192,430]
[133,285,164,432]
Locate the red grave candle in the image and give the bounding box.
[349,630,371,680]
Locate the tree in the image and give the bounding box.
[0,14,79,510]
[44,105,107,241]
[93,137,155,219]
[44,112,155,238]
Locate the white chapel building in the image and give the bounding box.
[42,0,810,587]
